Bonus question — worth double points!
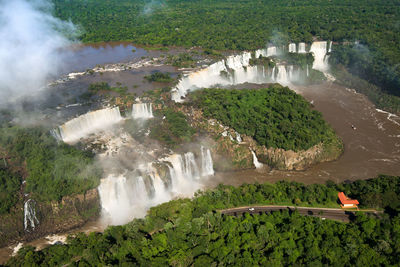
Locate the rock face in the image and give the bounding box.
[179,105,342,171]
[0,189,100,248]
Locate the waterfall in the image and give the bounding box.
[271,66,276,81]
[328,41,333,53]
[201,146,214,176]
[98,174,149,225]
[171,60,229,102]
[266,46,277,57]
[171,41,330,102]
[132,103,153,119]
[226,52,251,69]
[288,65,294,80]
[288,43,296,53]
[98,147,214,225]
[255,48,267,58]
[148,166,170,203]
[276,65,288,84]
[309,41,329,71]
[24,199,39,231]
[298,42,307,53]
[183,152,201,180]
[54,107,122,143]
[235,132,242,143]
[251,150,263,169]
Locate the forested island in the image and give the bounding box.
[189,87,339,151]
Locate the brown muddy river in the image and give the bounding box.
[210,81,400,186]
[2,44,400,264]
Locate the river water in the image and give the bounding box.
[60,42,148,74]
[1,43,400,264]
[210,82,400,186]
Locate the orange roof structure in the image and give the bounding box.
[338,192,359,205]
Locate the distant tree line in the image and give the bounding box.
[51,0,400,104]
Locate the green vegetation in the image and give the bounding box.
[7,176,400,266]
[331,63,400,114]
[189,86,339,151]
[339,175,400,213]
[52,0,400,100]
[166,53,196,68]
[149,109,195,146]
[52,0,400,53]
[203,48,223,58]
[144,72,174,83]
[281,53,314,67]
[88,82,128,96]
[0,126,101,202]
[0,169,21,214]
[249,56,275,68]
[330,44,400,100]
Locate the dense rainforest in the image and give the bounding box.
[189,86,340,151]
[51,0,400,111]
[0,126,101,212]
[7,175,400,266]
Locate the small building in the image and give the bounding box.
[338,192,359,208]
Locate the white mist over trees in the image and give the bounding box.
[0,0,76,102]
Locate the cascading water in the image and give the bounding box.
[288,43,296,53]
[250,150,263,169]
[267,46,277,57]
[183,152,201,180]
[147,165,170,203]
[132,103,153,119]
[172,60,229,102]
[226,52,251,70]
[201,146,214,176]
[54,107,122,143]
[309,41,329,71]
[235,132,242,143]
[298,42,307,53]
[255,48,267,58]
[276,65,289,84]
[98,174,149,225]
[24,199,39,231]
[271,66,276,81]
[98,147,214,225]
[171,41,330,101]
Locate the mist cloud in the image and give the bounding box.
[0,0,76,103]
[143,0,166,15]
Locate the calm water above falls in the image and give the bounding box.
[60,42,148,74]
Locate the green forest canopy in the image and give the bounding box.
[51,0,400,110]
[0,126,101,205]
[189,86,340,151]
[7,175,400,266]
